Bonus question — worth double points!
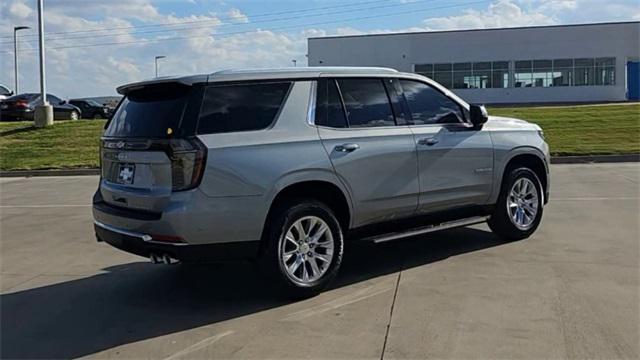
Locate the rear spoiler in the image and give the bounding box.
[116,75,208,95]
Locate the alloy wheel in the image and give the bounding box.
[507,177,539,230]
[279,216,334,286]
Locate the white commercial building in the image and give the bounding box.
[308,22,640,104]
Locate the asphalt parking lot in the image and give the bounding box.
[1,163,638,359]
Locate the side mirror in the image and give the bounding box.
[9,91,14,96]
[470,104,488,128]
[60,100,67,105]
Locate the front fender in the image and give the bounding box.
[489,144,550,205]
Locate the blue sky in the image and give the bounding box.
[1,0,639,97]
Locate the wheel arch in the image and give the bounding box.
[260,178,353,252]
[496,148,549,204]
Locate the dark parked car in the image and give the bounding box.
[0,93,81,121]
[0,84,13,101]
[69,99,110,119]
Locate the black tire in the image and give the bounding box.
[92,113,103,119]
[488,167,544,241]
[260,199,344,298]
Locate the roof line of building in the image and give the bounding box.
[308,21,640,41]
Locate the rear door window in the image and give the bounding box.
[197,82,291,134]
[315,79,347,128]
[104,84,192,138]
[336,78,395,128]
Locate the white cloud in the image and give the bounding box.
[8,0,31,19]
[226,8,249,23]
[423,0,557,30]
[0,0,638,98]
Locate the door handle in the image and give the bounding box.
[334,143,360,152]
[418,137,439,146]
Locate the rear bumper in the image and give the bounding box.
[94,220,259,262]
[93,186,268,245]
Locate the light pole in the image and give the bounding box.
[292,59,297,67]
[155,55,166,77]
[13,26,30,95]
[34,0,52,127]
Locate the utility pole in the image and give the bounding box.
[34,0,52,127]
[13,26,30,94]
[155,55,166,77]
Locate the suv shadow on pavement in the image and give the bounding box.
[1,227,508,359]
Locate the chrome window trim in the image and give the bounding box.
[309,74,473,129]
[314,124,411,131]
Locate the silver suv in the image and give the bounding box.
[93,67,550,297]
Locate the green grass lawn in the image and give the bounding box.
[489,103,640,156]
[1,103,639,171]
[0,120,106,171]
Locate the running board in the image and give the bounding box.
[361,216,490,244]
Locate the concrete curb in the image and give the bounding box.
[0,168,100,178]
[1,154,638,177]
[550,154,640,164]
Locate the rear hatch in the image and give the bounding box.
[100,82,205,213]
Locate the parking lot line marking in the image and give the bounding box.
[282,285,393,322]
[162,330,234,360]
[0,205,91,208]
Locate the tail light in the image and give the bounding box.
[168,138,207,191]
[15,101,28,108]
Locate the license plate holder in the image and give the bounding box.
[116,163,135,185]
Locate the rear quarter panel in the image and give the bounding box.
[195,81,350,242]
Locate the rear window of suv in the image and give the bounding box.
[105,83,192,138]
[197,82,291,134]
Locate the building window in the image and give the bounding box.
[595,57,615,85]
[515,60,533,88]
[433,63,453,89]
[553,59,573,86]
[452,62,472,89]
[533,60,553,87]
[414,64,433,78]
[414,57,615,89]
[575,58,595,86]
[415,61,508,89]
[491,61,509,88]
[472,62,491,89]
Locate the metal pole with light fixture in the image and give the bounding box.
[13,26,30,95]
[34,0,52,127]
[292,59,297,67]
[155,55,166,77]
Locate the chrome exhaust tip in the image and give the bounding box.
[150,253,180,265]
[163,254,179,265]
[150,253,162,264]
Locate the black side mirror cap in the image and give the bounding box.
[470,104,488,128]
